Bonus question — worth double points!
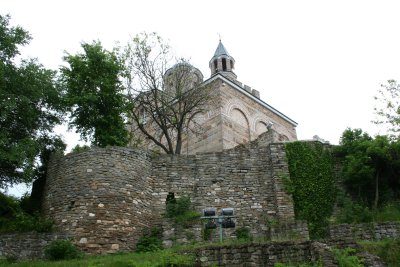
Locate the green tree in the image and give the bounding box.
[336,129,395,209]
[61,41,130,147]
[0,14,65,189]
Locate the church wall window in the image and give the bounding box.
[230,60,234,69]
[213,60,217,72]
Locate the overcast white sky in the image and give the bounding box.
[3,0,400,194]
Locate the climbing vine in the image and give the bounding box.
[285,141,336,239]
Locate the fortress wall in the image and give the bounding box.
[43,147,154,254]
[151,140,295,236]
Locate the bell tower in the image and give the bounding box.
[209,40,237,80]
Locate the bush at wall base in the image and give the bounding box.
[44,239,83,260]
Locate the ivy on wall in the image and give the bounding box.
[285,141,336,239]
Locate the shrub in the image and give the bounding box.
[359,238,400,266]
[0,192,19,219]
[235,227,252,241]
[136,227,163,252]
[165,195,200,227]
[44,239,82,260]
[274,263,322,267]
[332,248,364,267]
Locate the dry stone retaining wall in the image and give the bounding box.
[192,241,337,267]
[0,232,69,260]
[329,222,400,240]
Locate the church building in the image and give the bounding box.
[179,41,298,154]
[134,40,298,154]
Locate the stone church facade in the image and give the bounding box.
[136,41,298,154]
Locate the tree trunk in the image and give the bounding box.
[373,171,380,209]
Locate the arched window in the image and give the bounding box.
[213,59,218,71]
[222,58,227,71]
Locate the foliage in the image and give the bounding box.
[332,248,364,267]
[202,227,213,241]
[335,128,400,208]
[285,141,336,239]
[44,240,83,261]
[359,238,400,266]
[131,250,194,267]
[0,192,53,233]
[235,227,253,241]
[274,262,322,267]
[61,41,130,147]
[374,79,400,138]
[333,193,400,224]
[135,227,163,253]
[122,32,215,154]
[0,192,19,219]
[333,193,374,224]
[71,144,91,153]
[165,195,200,226]
[0,14,66,189]
[0,249,195,267]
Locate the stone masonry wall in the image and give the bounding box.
[0,232,69,260]
[329,222,400,240]
[192,241,337,267]
[150,131,296,239]
[43,147,155,254]
[40,130,299,255]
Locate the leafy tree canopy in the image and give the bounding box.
[61,41,130,147]
[0,14,65,189]
[336,128,400,208]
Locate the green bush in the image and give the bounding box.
[135,227,163,252]
[359,238,400,266]
[333,196,400,224]
[274,262,322,267]
[0,192,19,219]
[334,195,373,224]
[165,195,200,226]
[235,227,252,241]
[332,248,364,267]
[44,240,83,260]
[0,212,53,233]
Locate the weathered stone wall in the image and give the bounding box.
[192,241,337,267]
[150,137,295,239]
[0,232,69,260]
[42,147,155,254]
[329,222,400,240]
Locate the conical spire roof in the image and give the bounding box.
[213,40,230,57]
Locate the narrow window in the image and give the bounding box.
[213,59,217,71]
[222,58,227,71]
[230,60,234,69]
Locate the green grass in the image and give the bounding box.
[359,238,400,267]
[0,249,194,267]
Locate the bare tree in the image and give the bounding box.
[121,33,214,154]
[373,79,400,138]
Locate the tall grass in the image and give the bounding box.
[0,250,194,267]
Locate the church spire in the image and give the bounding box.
[209,40,237,80]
